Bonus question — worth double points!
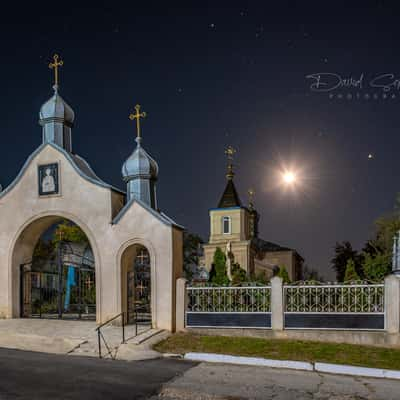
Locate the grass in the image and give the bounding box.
[154,332,400,370]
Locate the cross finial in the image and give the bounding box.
[129,104,147,140]
[224,145,236,179]
[248,188,255,209]
[49,54,64,89]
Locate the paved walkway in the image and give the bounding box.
[0,319,160,359]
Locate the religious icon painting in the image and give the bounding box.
[38,163,59,196]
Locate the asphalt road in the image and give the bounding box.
[2,348,400,400]
[0,348,196,400]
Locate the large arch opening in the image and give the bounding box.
[120,244,152,326]
[11,215,98,320]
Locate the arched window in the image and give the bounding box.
[222,216,231,234]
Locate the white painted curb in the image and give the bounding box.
[184,352,400,380]
[184,352,313,371]
[315,362,400,380]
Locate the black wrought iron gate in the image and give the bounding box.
[127,247,151,325]
[20,242,96,320]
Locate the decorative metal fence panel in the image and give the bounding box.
[284,284,385,330]
[186,286,271,328]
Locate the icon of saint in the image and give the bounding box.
[42,168,55,193]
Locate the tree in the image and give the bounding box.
[183,232,204,280]
[277,265,291,283]
[211,247,229,285]
[343,259,360,282]
[231,262,247,285]
[362,252,390,282]
[331,241,361,281]
[53,220,88,245]
[303,264,323,282]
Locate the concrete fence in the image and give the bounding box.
[176,275,400,337]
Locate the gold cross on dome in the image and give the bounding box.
[248,188,255,202]
[225,145,236,161]
[129,104,147,139]
[49,54,64,87]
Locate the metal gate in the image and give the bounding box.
[20,241,96,320]
[127,247,151,325]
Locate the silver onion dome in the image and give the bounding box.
[122,137,159,181]
[39,85,75,127]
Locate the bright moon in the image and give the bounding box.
[283,171,296,184]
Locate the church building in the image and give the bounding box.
[0,55,183,331]
[202,147,303,281]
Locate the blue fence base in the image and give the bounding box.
[187,312,271,328]
[284,313,384,330]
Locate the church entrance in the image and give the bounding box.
[16,218,96,320]
[122,245,152,326]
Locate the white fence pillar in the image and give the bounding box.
[271,276,284,331]
[176,277,187,332]
[385,274,400,333]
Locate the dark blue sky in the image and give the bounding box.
[1,1,399,279]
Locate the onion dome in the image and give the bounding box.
[122,137,159,181]
[39,85,75,127]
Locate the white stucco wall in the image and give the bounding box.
[0,144,182,331]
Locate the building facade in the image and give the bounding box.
[203,149,303,281]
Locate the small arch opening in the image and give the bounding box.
[120,244,152,326]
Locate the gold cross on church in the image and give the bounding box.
[48,54,64,87]
[225,145,236,160]
[129,104,147,139]
[225,145,236,179]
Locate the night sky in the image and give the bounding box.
[1,1,399,279]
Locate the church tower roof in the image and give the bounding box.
[39,88,75,126]
[122,104,158,209]
[217,146,242,208]
[122,137,159,180]
[39,54,74,153]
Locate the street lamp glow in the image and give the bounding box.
[282,171,296,184]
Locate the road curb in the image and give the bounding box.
[184,352,313,371]
[183,352,400,380]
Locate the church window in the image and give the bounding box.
[222,216,231,234]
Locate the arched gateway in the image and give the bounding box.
[0,55,183,331]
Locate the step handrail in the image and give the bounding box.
[96,312,125,359]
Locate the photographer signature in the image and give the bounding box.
[306,73,400,92]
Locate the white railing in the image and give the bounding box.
[187,286,271,313]
[284,283,384,313]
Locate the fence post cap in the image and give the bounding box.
[385,274,400,283]
[271,276,283,284]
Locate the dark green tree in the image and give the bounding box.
[277,265,291,283]
[331,241,362,281]
[362,253,390,281]
[211,247,229,285]
[53,220,88,244]
[231,262,247,285]
[183,232,204,280]
[343,259,360,282]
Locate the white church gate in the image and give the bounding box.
[20,241,96,319]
